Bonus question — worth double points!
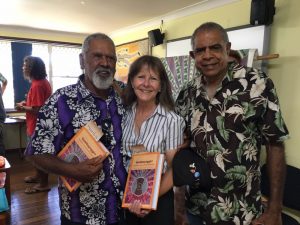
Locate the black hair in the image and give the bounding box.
[23,56,47,80]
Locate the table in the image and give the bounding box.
[4,117,26,156]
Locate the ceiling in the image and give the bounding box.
[0,0,237,36]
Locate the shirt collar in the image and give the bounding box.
[131,103,167,118]
[77,74,90,102]
[31,79,45,84]
[198,62,246,91]
[154,103,167,117]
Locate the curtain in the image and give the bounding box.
[11,42,32,103]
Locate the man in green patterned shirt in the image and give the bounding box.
[175,22,289,225]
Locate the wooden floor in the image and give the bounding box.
[5,150,60,225]
[3,150,189,225]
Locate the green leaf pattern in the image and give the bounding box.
[175,63,289,224]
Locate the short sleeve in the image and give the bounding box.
[175,86,190,121]
[261,77,289,144]
[165,112,185,151]
[25,92,61,156]
[175,82,196,139]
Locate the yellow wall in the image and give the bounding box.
[112,0,251,57]
[1,0,299,168]
[115,2,300,218]
[268,0,300,167]
[113,0,300,168]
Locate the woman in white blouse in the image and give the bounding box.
[122,55,185,225]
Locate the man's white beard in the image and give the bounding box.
[92,72,114,90]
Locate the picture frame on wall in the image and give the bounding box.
[115,38,149,83]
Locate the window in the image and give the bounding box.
[0,42,83,109]
[0,41,14,109]
[32,44,50,74]
[32,43,82,93]
[51,46,82,92]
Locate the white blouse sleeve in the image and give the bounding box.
[165,112,185,151]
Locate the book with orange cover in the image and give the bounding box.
[58,121,109,192]
[122,152,164,210]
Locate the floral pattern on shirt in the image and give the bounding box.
[25,75,127,225]
[175,63,289,225]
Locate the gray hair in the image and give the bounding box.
[82,33,116,54]
[191,22,229,49]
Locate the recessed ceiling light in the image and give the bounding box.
[80,1,85,5]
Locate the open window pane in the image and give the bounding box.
[0,41,14,109]
[51,46,82,92]
[32,43,50,75]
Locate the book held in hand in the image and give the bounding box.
[58,121,109,192]
[122,152,164,210]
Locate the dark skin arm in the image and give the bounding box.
[15,101,40,114]
[252,142,286,225]
[26,154,103,183]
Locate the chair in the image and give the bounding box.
[261,164,300,225]
[0,158,10,225]
[0,158,11,205]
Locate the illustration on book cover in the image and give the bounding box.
[60,141,89,189]
[125,169,155,204]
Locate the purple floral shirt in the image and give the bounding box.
[25,75,127,225]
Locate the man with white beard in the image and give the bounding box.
[25,33,127,225]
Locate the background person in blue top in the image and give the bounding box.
[122,55,185,225]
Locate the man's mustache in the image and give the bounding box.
[95,67,115,75]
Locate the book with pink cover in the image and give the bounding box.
[122,152,164,210]
[58,121,109,192]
